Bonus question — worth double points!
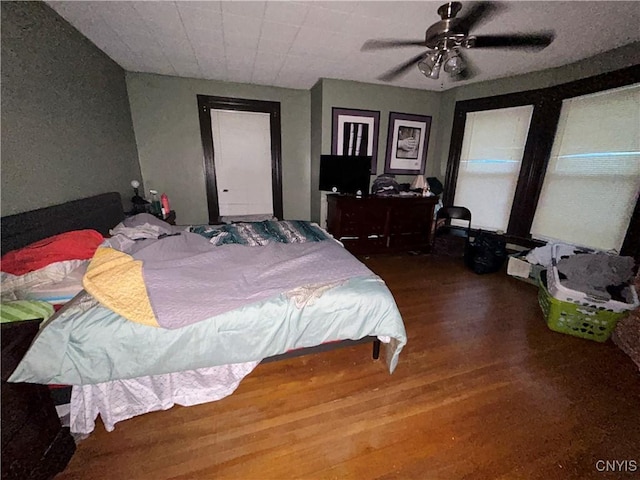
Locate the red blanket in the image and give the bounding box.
[1,230,103,275]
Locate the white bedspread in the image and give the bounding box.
[71,361,259,434]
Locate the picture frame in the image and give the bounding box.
[384,112,432,175]
[331,107,380,173]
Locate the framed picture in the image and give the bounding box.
[331,107,380,172]
[384,112,432,175]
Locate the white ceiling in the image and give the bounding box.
[47,1,640,91]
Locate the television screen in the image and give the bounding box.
[319,155,372,195]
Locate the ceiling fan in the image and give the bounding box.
[361,1,555,82]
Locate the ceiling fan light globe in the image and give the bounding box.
[444,54,465,74]
[417,60,432,76]
[429,65,441,79]
[418,60,441,79]
[418,51,444,79]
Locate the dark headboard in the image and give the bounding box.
[1,192,125,255]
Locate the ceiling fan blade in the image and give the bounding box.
[378,52,426,82]
[456,1,501,34]
[472,33,555,49]
[361,39,425,51]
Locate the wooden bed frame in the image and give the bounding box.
[1,192,380,361]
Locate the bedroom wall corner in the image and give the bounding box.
[0,1,142,216]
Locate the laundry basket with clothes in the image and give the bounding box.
[538,243,639,342]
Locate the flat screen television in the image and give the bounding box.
[319,155,372,195]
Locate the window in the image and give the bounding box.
[445,65,640,259]
[453,105,533,231]
[531,84,640,250]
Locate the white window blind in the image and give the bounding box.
[454,105,533,230]
[531,83,640,251]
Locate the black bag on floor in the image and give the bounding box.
[464,231,507,274]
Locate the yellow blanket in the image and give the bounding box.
[82,247,159,327]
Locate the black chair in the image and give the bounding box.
[431,206,472,257]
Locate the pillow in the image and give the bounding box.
[13,262,88,305]
[1,229,103,276]
[109,213,175,241]
[1,259,86,301]
[122,213,173,230]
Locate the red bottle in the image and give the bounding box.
[161,193,171,217]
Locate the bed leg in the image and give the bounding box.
[372,339,381,360]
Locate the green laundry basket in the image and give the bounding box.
[538,272,628,342]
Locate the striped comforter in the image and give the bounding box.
[190,220,332,246]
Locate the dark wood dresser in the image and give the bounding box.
[1,320,75,480]
[327,194,438,254]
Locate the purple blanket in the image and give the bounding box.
[130,233,375,329]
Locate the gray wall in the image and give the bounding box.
[127,46,636,225]
[4,1,636,225]
[126,73,442,225]
[126,73,310,225]
[311,78,442,222]
[435,42,640,178]
[1,1,141,216]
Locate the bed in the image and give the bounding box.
[2,192,407,435]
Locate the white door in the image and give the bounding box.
[210,109,273,217]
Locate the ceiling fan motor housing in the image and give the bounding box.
[425,2,468,49]
[438,2,463,20]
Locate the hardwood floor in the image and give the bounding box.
[57,254,639,480]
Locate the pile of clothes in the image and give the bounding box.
[371,174,400,195]
[556,252,636,304]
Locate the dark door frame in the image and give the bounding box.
[197,94,283,224]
